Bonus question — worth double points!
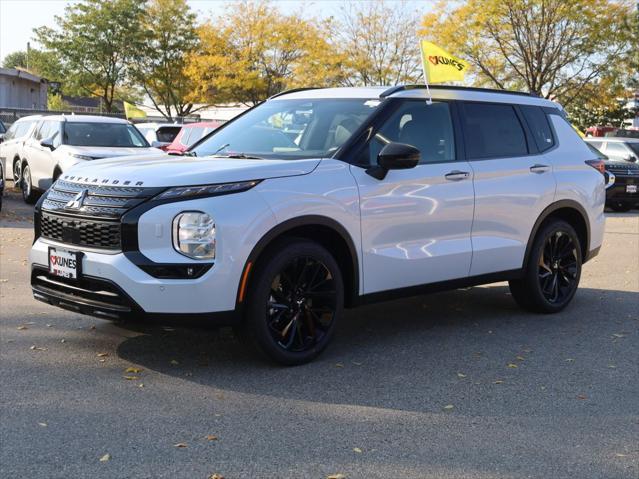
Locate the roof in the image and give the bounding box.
[40,114,130,124]
[0,67,46,84]
[135,122,182,129]
[271,85,558,108]
[181,121,221,128]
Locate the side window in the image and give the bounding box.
[4,123,18,141]
[33,121,47,141]
[364,100,456,165]
[462,103,528,159]
[520,105,554,152]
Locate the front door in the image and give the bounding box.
[350,99,474,294]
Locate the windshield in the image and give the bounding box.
[63,122,149,147]
[192,98,381,159]
[628,143,639,156]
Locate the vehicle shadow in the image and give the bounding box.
[0,184,35,229]
[115,284,638,414]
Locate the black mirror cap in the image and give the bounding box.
[40,138,55,150]
[378,142,421,170]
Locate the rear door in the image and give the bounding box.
[350,99,475,294]
[460,102,557,276]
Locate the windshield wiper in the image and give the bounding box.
[214,153,264,160]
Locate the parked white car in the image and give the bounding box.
[30,86,605,364]
[18,115,160,203]
[134,122,182,150]
[0,115,42,183]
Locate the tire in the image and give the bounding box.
[241,238,344,365]
[21,163,38,204]
[509,219,582,314]
[608,201,632,212]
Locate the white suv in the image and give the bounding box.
[18,115,159,204]
[29,86,606,365]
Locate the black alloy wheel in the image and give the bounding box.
[242,239,344,365]
[509,219,582,313]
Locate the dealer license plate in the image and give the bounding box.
[627,185,637,193]
[48,247,80,279]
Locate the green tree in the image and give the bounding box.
[133,0,200,120]
[421,0,635,106]
[33,0,146,112]
[186,1,347,106]
[2,48,63,82]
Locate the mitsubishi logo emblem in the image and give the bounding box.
[65,189,88,210]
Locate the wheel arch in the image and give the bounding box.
[524,200,591,265]
[238,215,360,309]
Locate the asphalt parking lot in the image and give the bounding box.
[1,184,638,479]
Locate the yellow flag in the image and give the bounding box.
[123,101,147,120]
[420,40,470,84]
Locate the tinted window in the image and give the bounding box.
[627,143,639,157]
[520,105,554,152]
[156,126,181,143]
[63,122,148,147]
[462,103,528,159]
[363,100,455,165]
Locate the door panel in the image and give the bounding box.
[352,163,474,293]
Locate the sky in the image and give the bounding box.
[0,0,433,61]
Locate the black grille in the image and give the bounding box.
[41,212,121,249]
[606,163,639,176]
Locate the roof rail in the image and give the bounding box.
[380,84,539,98]
[269,87,322,100]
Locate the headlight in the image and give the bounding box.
[70,153,96,161]
[172,212,216,260]
[157,180,260,200]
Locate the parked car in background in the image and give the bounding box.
[29,85,605,365]
[585,137,639,163]
[19,115,159,203]
[166,121,221,154]
[585,125,617,137]
[0,115,42,184]
[135,122,182,150]
[585,140,639,212]
[607,129,639,139]
[0,120,6,136]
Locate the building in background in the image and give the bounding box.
[0,68,48,109]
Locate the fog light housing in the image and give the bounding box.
[172,212,215,260]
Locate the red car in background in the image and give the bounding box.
[166,121,221,154]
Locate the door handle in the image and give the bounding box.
[445,170,470,181]
[530,164,550,174]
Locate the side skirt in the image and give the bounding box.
[354,269,523,307]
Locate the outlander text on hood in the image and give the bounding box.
[29,86,606,365]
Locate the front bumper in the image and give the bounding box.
[605,176,639,204]
[29,238,240,324]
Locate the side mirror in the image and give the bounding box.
[0,134,4,144]
[625,154,637,163]
[366,142,420,180]
[40,137,55,150]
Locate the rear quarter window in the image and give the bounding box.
[461,102,528,159]
[520,105,554,152]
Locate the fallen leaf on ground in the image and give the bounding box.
[173,443,188,448]
[352,361,363,366]
[335,363,344,368]
[457,373,467,378]
[99,453,110,462]
[138,383,144,388]
[493,380,504,384]
[97,353,108,357]
[516,356,525,361]
[615,453,627,457]
[612,333,625,338]
[507,363,518,368]
[565,358,574,362]
[123,376,140,380]
[38,422,47,427]
[17,325,28,330]
[125,367,142,373]
[443,404,454,410]
[208,474,224,479]
[577,394,588,400]
[29,345,47,351]
[353,447,362,453]
[327,474,346,479]
[205,435,218,441]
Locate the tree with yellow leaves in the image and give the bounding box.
[421,0,635,107]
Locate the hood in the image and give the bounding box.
[63,146,161,159]
[64,154,322,187]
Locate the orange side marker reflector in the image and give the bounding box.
[238,262,253,303]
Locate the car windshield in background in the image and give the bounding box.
[157,126,181,143]
[63,123,149,147]
[192,98,381,159]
